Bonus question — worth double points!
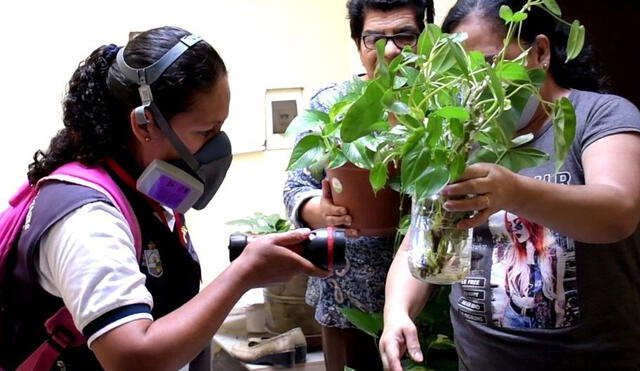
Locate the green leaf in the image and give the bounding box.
[566,20,585,62]
[451,43,469,75]
[389,101,411,115]
[344,367,357,371]
[497,61,529,81]
[401,51,420,64]
[382,88,395,107]
[435,91,453,107]
[428,334,456,350]
[398,114,423,130]
[542,0,562,16]
[401,127,426,156]
[287,134,325,170]
[474,131,496,146]
[341,80,386,142]
[225,219,256,229]
[308,152,330,178]
[553,97,577,170]
[338,307,383,338]
[227,213,292,234]
[274,218,293,233]
[360,134,382,151]
[469,147,499,164]
[397,214,411,235]
[402,359,431,371]
[512,11,528,22]
[370,162,388,193]
[427,23,442,39]
[342,139,375,169]
[426,115,444,147]
[511,133,534,147]
[499,5,514,22]
[528,68,546,87]
[450,152,467,181]
[328,148,348,169]
[406,366,430,371]
[414,165,450,200]
[389,52,404,73]
[401,147,430,194]
[431,43,457,74]
[394,76,409,89]
[329,101,352,122]
[449,118,464,139]
[486,67,505,105]
[369,121,392,132]
[469,51,486,69]
[284,110,329,136]
[401,66,420,85]
[435,106,470,121]
[499,147,550,172]
[265,213,280,227]
[376,39,391,87]
[418,27,434,57]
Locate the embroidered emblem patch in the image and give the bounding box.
[144,241,164,278]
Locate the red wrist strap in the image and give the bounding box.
[327,226,335,271]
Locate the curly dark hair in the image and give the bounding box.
[347,0,435,43]
[441,0,605,92]
[27,26,227,183]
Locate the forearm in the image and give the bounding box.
[384,239,432,321]
[284,169,322,227]
[94,260,253,371]
[510,174,639,243]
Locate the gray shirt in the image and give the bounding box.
[450,90,640,370]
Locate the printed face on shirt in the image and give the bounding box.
[357,6,420,79]
[505,213,530,243]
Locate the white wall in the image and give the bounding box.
[0,0,355,191]
[0,0,457,307]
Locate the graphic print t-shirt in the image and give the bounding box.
[450,90,640,370]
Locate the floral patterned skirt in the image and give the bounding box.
[305,235,395,328]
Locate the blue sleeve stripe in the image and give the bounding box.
[83,303,151,338]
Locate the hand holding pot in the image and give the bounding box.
[234,229,330,287]
[301,179,358,237]
[441,163,522,229]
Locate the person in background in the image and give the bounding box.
[1,26,327,371]
[379,0,640,370]
[283,1,434,370]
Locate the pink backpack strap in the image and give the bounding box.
[16,308,85,371]
[13,162,142,371]
[0,183,37,280]
[45,162,142,259]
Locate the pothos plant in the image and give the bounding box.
[341,285,458,371]
[287,0,583,284]
[226,212,293,235]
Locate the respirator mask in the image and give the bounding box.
[116,34,232,214]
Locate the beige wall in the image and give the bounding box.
[0,0,457,306]
[435,0,458,26]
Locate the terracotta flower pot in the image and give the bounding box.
[326,162,402,236]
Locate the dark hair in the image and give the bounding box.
[441,0,604,92]
[347,0,435,42]
[27,26,227,183]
